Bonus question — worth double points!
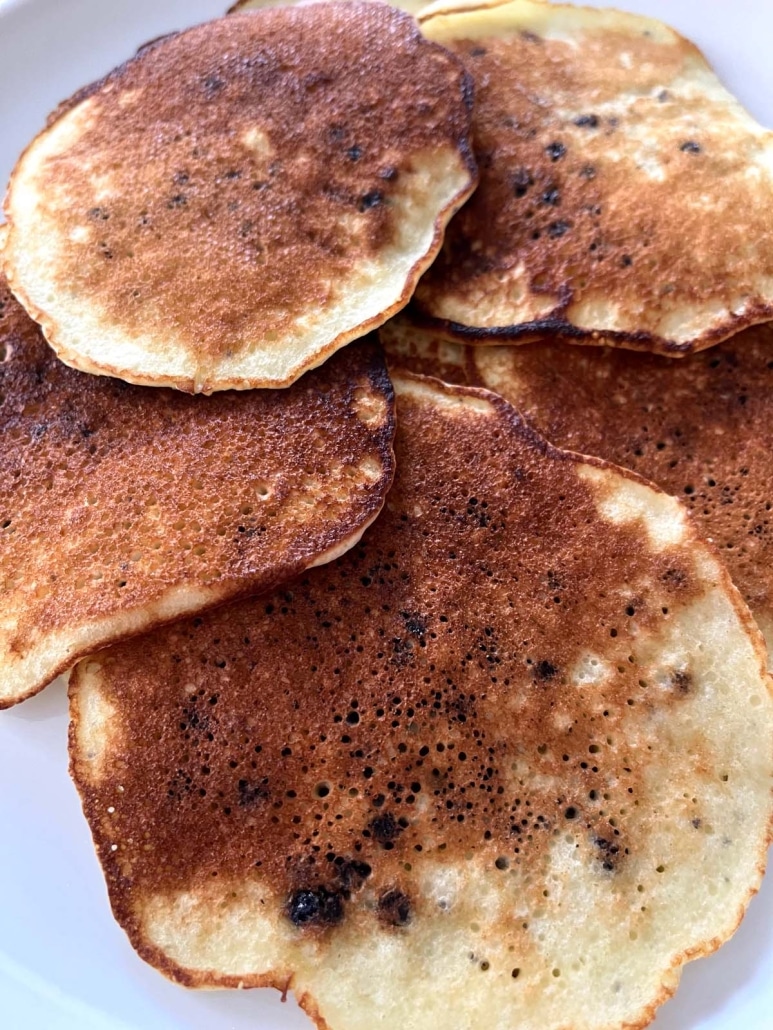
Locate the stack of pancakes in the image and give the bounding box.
[2,2,773,1028]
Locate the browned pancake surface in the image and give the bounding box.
[382,317,773,653]
[69,376,772,1029]
[0,275,394,707]
[3,3,475,391]
[415,1,773,352]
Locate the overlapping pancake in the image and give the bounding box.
[70,373,773,1030]
[414,0,773,354]
[2,3,476,393]
[0,272,394,708]
[382,316,773,661]
[229,0,429,15]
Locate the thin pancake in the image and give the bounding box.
[2,3,476,393]
[414,0,773,354]
[70,374,773,1030]
[381,315,773,662]
[0,274,394,708]
[229,0,430,15]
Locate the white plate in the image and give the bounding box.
[1,1,772,1027]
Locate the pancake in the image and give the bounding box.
[229,0,430,15]
[69,373,773,1030]
[2,3,476,393]
[382,316,773,662]
[413,0,773,355]
[0,274,394,709]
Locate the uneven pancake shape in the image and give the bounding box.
[0,273,394,708]
[70,374,773,1030]
[2,3,475,393]
[414,0,773,354]
[382,316,773,661]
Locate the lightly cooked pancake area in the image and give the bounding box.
[0,272,395,708]
[1,2,476,392]
[70,375,773,1030]
[415,0,773,353]
[382,317,773,663]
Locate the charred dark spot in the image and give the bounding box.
[512,168,534,198]
[541,188,560,206]
[224,169,241,180]
[662,567,687,588]
[287,887,343,927]
[401,611,428,639]
[621,254,633,267]
[390,636,414,667]
[203,75,224,95]
[574,114,599,128]
[579,164,597,180]
[173,171,189,185]
[535,660,557,681]
[80,424,94,438]
[168,194,188,208]
[347,145,362,162]
[547,220,570,239]
[88,207,110,221]
[545,141,566,162]
[594,837,620,871]
[379,166,398,181]
[378,889,412,926]
[238,779,269,806]
[359,190,383,212]
[680,140,702,154]
[658,90,671,102]
[337,859,372,891]
[671,670,691,694]
[369,811,403,845]
[470,46,487,57]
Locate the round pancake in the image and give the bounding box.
[0,271,394,709]
[382,315,773,663]
[69,373,773,1030]
[414,0,773,355]
[2,3,476,393]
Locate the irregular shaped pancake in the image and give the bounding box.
[2,3,475,393]
[382,316,773,661]
[414,0,773,354]
[70,374,773,1030]
[0,274,394,709]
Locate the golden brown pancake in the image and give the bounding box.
[0,273,394,708]
[414,0,773,355]
[70,373,773,1030]
[382,315,773,661]
[2,3,476,393]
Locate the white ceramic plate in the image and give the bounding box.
[1,1,772,1027]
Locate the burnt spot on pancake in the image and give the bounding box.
[594,836,621,872]
[287,886,344,928]
[378,888,412,927]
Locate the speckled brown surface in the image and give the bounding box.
[3,1,476,391]
[67,375,772,1029]
[415,0,773,353]
[382,315,773,656]
[0,274,395,707]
